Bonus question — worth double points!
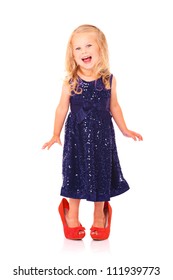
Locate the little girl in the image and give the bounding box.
[42,24,143,241]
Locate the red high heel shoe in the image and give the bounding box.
[90,201,112,240]
[58,198,85,240]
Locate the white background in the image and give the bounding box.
[0,0,172,279]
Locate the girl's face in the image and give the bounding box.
[72,32,100,73]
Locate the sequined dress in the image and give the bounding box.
[60,75,129,202]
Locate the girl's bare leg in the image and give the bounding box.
[66,198,81,227]
[93,201,105,227]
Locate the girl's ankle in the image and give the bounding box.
[65,212,80,227]
[93,212,106,228]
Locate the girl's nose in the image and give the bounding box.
[81,47,87,54]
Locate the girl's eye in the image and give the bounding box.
[86,44,92,48]
[75,47,81,51]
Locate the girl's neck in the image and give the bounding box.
[77,68,99,82]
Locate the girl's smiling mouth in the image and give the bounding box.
[82,56,92,63]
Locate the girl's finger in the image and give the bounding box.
[42,143,48,149]
[137,134,143,141]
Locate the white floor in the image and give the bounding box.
[1,1,173,279]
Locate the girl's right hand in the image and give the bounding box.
[42,135,62,150]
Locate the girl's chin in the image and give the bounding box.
[80,64,95,70]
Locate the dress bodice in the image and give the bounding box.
[70,76,112,124]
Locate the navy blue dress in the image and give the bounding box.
[60,75,129,201]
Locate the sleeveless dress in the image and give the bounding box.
[60,75,129,202]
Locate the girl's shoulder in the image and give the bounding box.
[110,74,117,86]
[102,73,115,89]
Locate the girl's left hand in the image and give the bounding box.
[123,129,143,141]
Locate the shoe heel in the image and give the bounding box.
[58,198,85,240]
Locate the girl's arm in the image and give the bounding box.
[110,76,143,141]
[42,84,71,149]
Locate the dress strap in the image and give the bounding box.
[110,74,113,87]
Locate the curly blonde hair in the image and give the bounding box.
[64,24,111,94]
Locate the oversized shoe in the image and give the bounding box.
[58,198,85,240]
[90,201,112,240]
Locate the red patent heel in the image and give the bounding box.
[90,201,112,240]
[58,198,85,240]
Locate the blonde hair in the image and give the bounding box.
[64,24,111,94]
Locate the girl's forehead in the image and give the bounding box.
[72,32,97,45]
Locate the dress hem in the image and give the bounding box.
[60,186,130,202]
